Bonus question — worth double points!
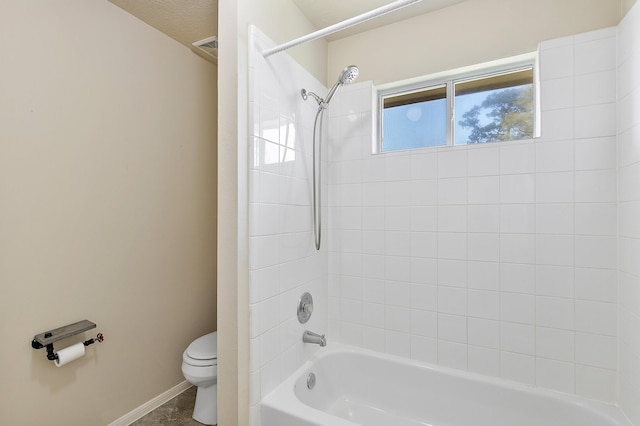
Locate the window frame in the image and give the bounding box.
[376,52,539,154]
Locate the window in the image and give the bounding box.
[378,56,537,152]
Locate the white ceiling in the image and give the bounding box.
[108,0,464,48]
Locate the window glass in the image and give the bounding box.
[455,68,534,145]
[382,85,447,152]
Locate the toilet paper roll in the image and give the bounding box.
[54,343,85,367]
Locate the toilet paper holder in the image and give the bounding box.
[31,319,104,362]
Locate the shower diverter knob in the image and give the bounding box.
[297,292,314,324]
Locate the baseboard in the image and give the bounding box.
[107,380,193,426]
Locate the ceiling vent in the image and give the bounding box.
[192,36,218,64]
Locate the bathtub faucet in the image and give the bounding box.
[303,330,327,347]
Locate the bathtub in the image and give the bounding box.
[261,344,632,426]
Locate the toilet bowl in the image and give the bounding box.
[182,331,218,425]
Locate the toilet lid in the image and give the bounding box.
[186,331,218,360]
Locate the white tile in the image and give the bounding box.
[385,281,411,307]
[574,203,616,236]
[437,233,467,260]
[536,327,574,362]
[361,231,385,255]
[574,267,617,303]
[340,322,362,347]
[467,233,500,262]
[385,206,411,231]
[536,204,574,235]
[384,181,411,206]
[500,204,535,234]
[536,172,573,203]
[574,137,616,171]
[500,351,535,385]
[575,300,617,336]
[411,309,438,337]
[574,70,616,107]
[500,234,535,264]
[467,145,499,176]
[541,108,574,141]
[500,322,535,355]
[541,77,574,111]
[438,340,468,370]
[410,152,437,180]
[438,313,468,343]
[362,302,385,329]
[438,149,467,178]
[362,207,385,230]
[540,44,574,80]
[410,232,438,258]
[575,364,617,402]
[340,299,362,324]
[575,36,616,74]
[500,174,535,204]
[536,358,575,394]
[468,318,500,349]
[438,287,467,316]
[260,357,281,398]
[385,306,410,333]
[438,206,467,232]
[500,293,535,324]
[468,205,500,233]
[574,236,617,269]
[500,143,535,174]
[575,170,617,203]
[438,260,467,287]
[411,206,438,232]
[410,284,438,311]
[536,265,574,298]
[385,155,412,181]
[535,140,574,172]
[438,177,467,205]
[362,254,384,279]
[411,335,438,363]
[536,235,574,267]
[410,180,438,206]
[362,278,385,303]
[574,103,616,139]
[468,261,499,291]
[500,263,535,294]
[575,333,617,369]
[536,296,574,330]
[260,326,281,366]
[468,346,500,377]
[468,176,500,204]
[468,290,500,320]
[385,256,410,282]
[410,258,438,285]
[385,231,411,256]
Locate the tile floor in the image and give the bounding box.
[131,386,203,425]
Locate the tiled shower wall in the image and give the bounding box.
[248,26,329,421]
[617,3,640,424]
[327,27,619,401]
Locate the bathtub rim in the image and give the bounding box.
[260,343,632,426]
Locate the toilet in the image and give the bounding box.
[182,331,218,425]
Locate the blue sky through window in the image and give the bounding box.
[382,98,447,151]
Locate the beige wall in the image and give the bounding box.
[0,1,217,425]
[328,0,623,85]
[217,0,325,424]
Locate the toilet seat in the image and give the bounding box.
[183,331,218,367]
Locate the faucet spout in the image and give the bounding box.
[303,330,327,347]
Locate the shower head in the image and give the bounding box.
[323,65,359,106]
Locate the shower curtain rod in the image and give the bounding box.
[262,0,424,57]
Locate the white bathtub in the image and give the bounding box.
[261,344,632,426]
